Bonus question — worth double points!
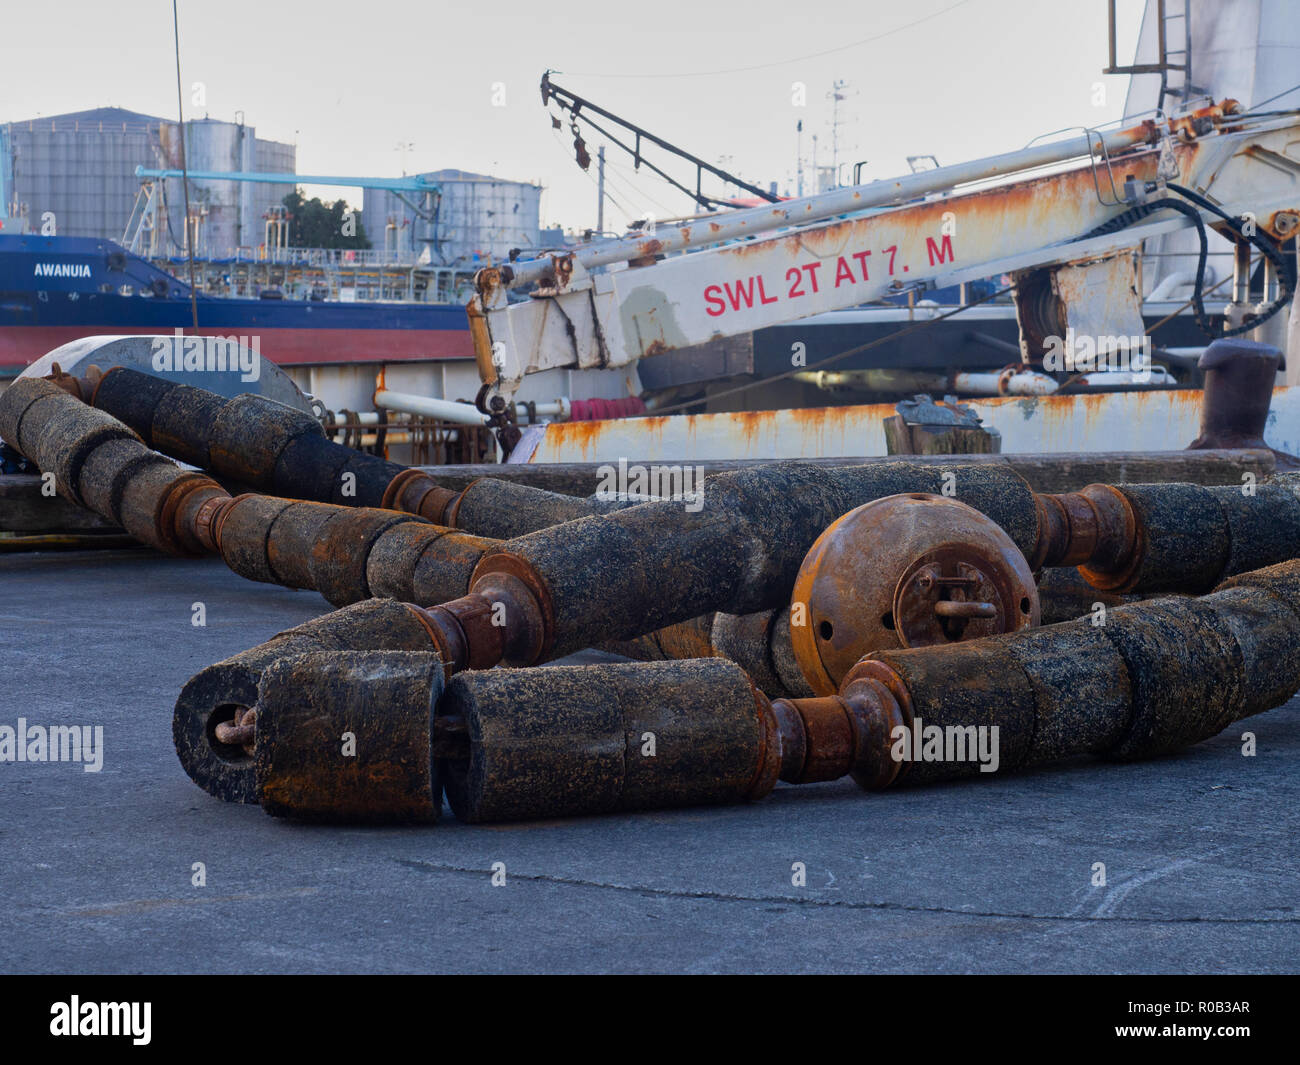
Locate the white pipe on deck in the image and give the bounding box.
[371,367,570,425]
[373,388,489,426]
[953,370,1058,396]
[794,367,1060,396]
[795,366,1176,396]
[1073,368,1175,388]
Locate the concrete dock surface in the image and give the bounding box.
[2,548,1296,974]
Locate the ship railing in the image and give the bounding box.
[228,246,429,268]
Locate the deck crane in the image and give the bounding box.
[467,100,1300,440]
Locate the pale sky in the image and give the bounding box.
[3,0,1146,233]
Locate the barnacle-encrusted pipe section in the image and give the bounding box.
[255,650,446,823]
[0,376,228,555]
[205,493,491,608]
[713,608,814,699]
[87,366,412,507]
[440,476,641,538]
[561,558,1300,811]
[802,557,1300,789]
[386,467,649,536]
[212,495,421,606]
[577,491,1042,697]
[601,480,1300,688]
[434,659,777,824]
[87,366,643,536]
[633,562,1184,675]
[245,655,777,824]
[600,612,722,665]
[431,475,1300,681]
[1033,567,1163,624]
[0,377,496,607]
[419,462,1043,672]
[173,599,446,803]
[184,561,1300,823]
[1038,481,1300,593]
[600,608,814,699]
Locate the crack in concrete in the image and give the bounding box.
[395,859,1298,924]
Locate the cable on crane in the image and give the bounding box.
[1083,183,1295,340]
[1241,82,1300,114]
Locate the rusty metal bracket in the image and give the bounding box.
[474,382,522,460]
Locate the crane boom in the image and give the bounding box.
[469,102,1300,398]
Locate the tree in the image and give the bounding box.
[282,189,371,249]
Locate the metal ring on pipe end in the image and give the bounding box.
[443,480,478,528]
[839,658,912,790]
[1073,483,1142,589]
[468,552,556,665]
[743,685,783,801]
[380,467,459,524]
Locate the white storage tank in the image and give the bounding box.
[364,169,544,265]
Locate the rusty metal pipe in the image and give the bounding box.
[600,607,814,699]
[435,658,777,824]
[1,377,503,605]
[424,462,1042,674]
[0,376,230,555]
[255,651,446,823]
[1040,480,1300,594]
[199,559,1300,824]
[89,366,411,508]
[173,599,447,803]
[86,368,633,537]
[442,476,642,538]
[603,493,1041,698]
[216,653,780,825]
[231,463,1038,683]
[206,491,503,609]
[808,557,1300,788]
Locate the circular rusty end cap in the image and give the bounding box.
[380,467,420,511]
[469,552,555,664]
[789,493,1040,696]
[157,473,226,557]
[1075,483,1143,592]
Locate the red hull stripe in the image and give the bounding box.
[0,326,474,372]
